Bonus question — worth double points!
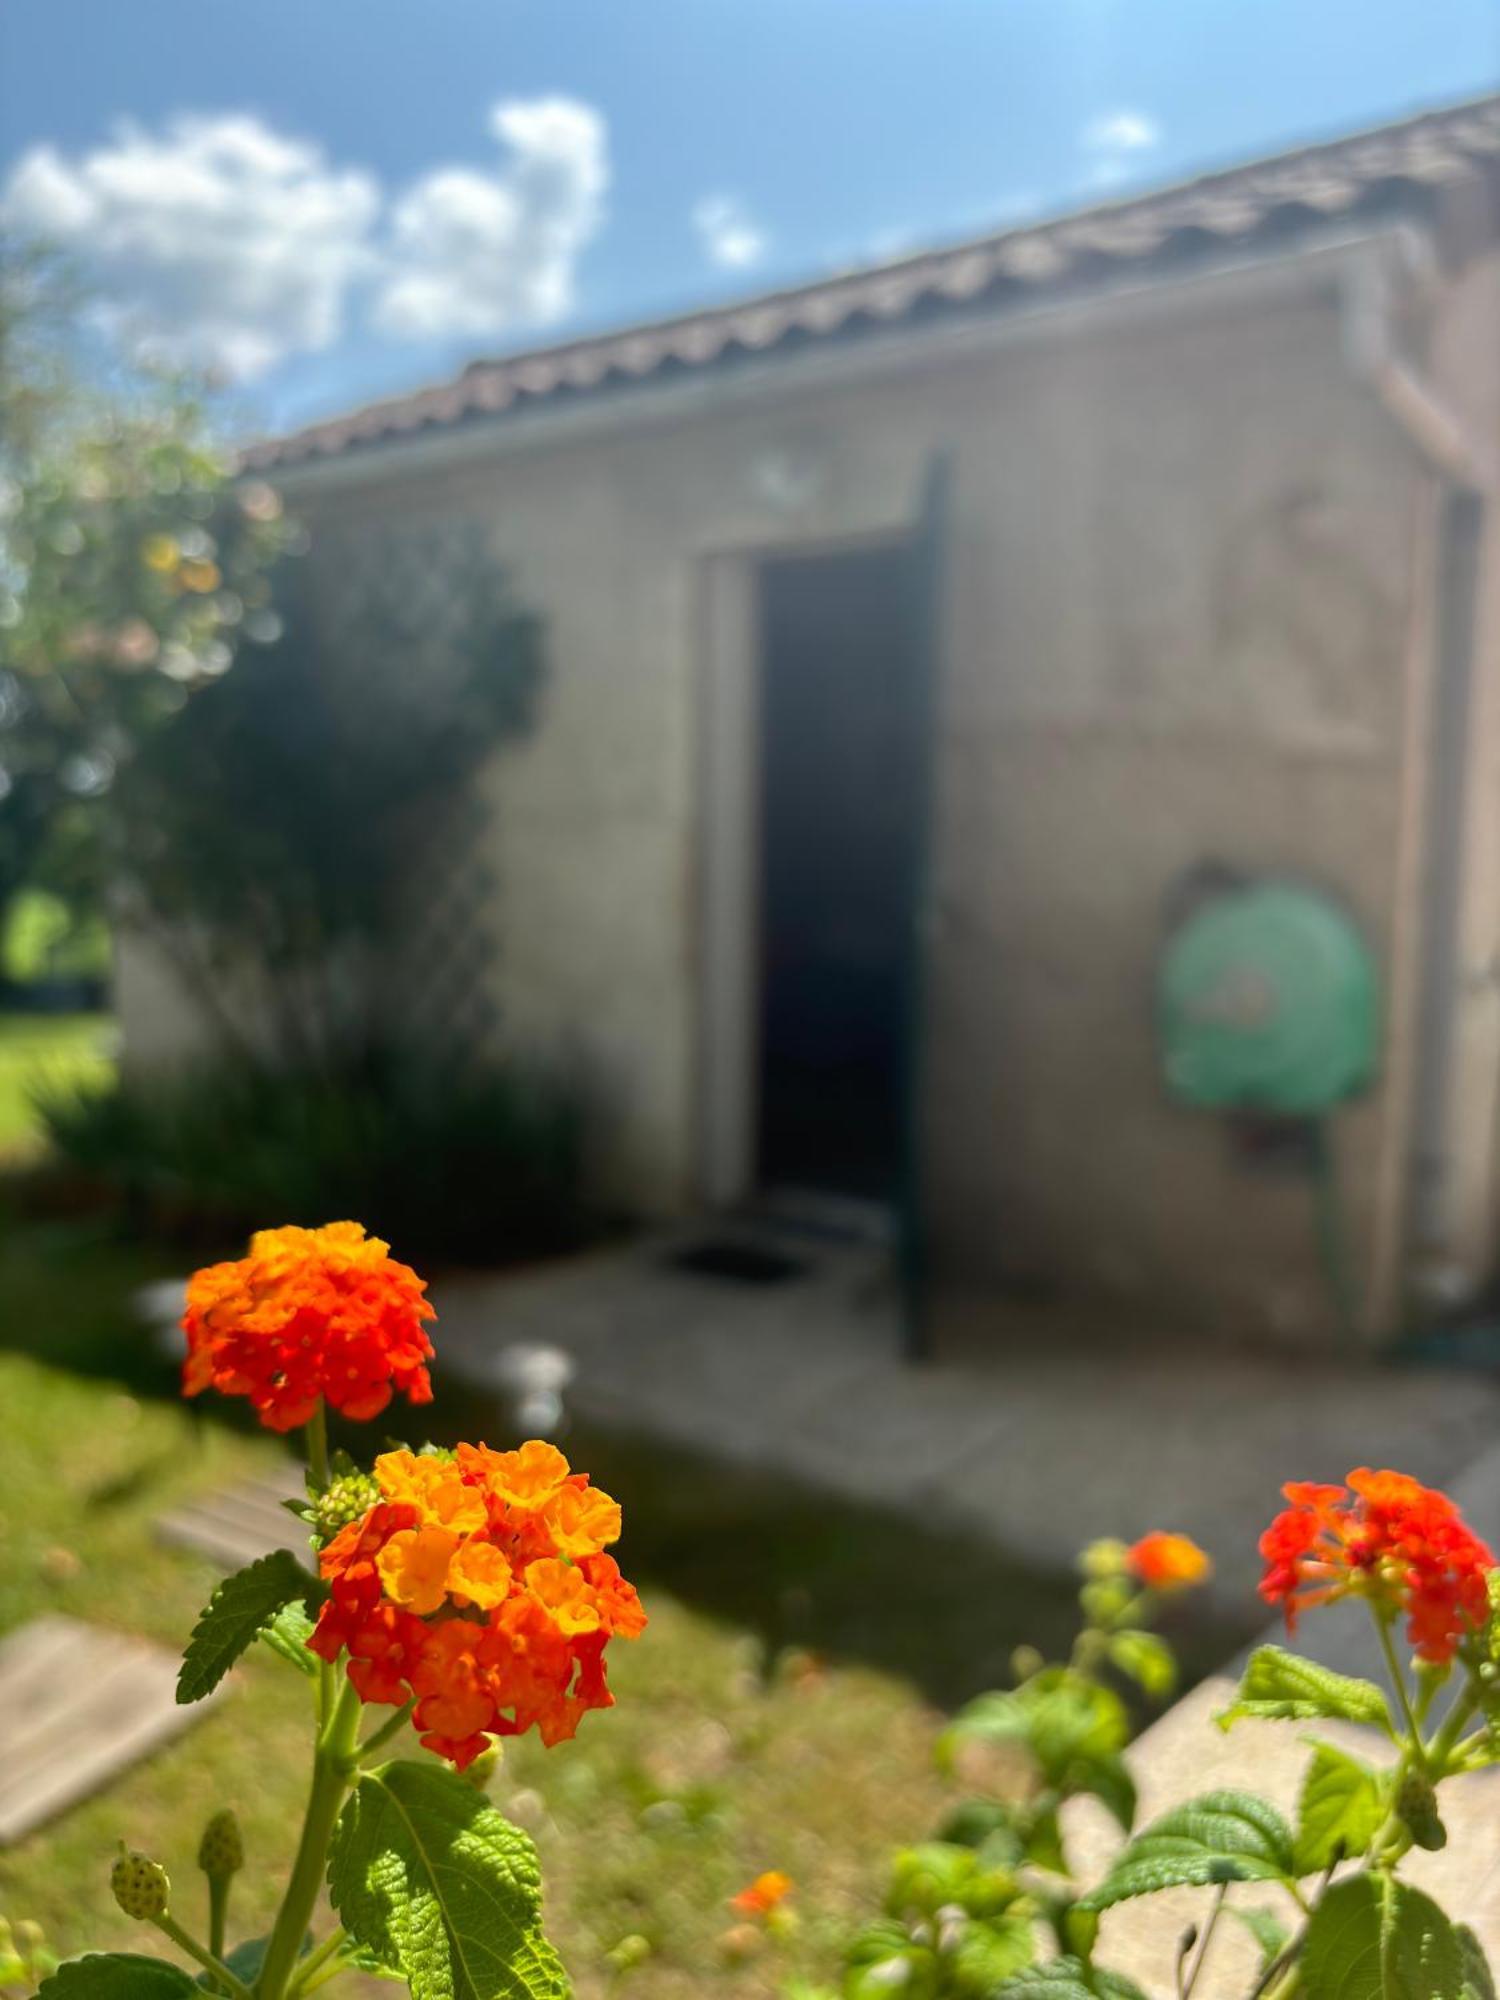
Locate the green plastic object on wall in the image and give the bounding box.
[1158,881,1379,1115]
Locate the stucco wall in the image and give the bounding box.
[122,273,1433,1339]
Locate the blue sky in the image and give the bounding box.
[2,0,1496,438]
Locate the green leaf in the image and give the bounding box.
[1074,1751,1136,1833]
[178,1549,319,1704]
[939,1796,1023,1861]
[1079,1789,1294,1910]
[1300,1873,1465,1998]
[996,1960,1148,1999]
[1217,1647,1391,1732]
[945,1670,1130,1792]
[37,1956,198,2000]
[194,1934,312,1990]
[1294,1742,1385,1874]
[327,1758,568,2000]
[1108,1630,1177,1701]
[258,1600,318,1677]
[886,1842,1015,1922]
[1459,1924,1498,2000]
[952,1914,1035,1989]
[1231,1905,1291,1967]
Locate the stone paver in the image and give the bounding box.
[433,1227,1500,1623]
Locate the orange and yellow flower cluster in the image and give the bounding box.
[182,1222,435,1432]
[311,1440,646,1767]
[1260,1467,1494,1663]
[1125,1531,1211,1593]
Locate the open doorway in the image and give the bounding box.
[754,542,924,1205]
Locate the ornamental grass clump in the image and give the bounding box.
[39,1219,642,2000]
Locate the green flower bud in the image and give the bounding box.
[312,1473,380,1544]
[1396,1768,1447,1851]
[197,1807,244,1881]
[462,1741,503,1789]
[111,1847,170,1920]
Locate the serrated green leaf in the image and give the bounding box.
[1108,1630,1177,1701]
[1217,1647,1392,1732]
[1459,1923,1498,2000]
[1079,1789,1294,1910]
[177,1549,319,1704]
[996,1959,1148,1999]
[328,1758,569,2000]
[37,1955,197,2000]
[1300,1872,1464,1998]
[1294,1741,1385,1874]
[258,1600,318,1677]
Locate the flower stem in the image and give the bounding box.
[207,1874,229,1961]
[360,1700,415,1760]
[285,1925,348,1998]
[306,1402,330,1492]
[1374,1613,1425,1761]
[257,1678,362,2000]
[150,1912,254,2000]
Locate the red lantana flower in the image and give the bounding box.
[183,1222,436,1432]
[1259,1468,1495,1663]
[310,1442,646,1768]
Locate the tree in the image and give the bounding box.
[0,235,292,967]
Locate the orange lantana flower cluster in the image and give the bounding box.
[311,1441,646,1767]
[183,1222,435,1432]
[1259,1468,1495,1664]
[1125,1531,1212,1593]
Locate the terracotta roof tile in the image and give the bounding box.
[242,92,1500,474]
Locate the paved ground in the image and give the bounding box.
[433,1221,1500,1629]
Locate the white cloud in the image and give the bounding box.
[373,97,608,339]
[1080,109,1162,188]
[1,114,379,378]
[692,194,767,271]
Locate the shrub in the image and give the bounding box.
[35,1051,597,1265]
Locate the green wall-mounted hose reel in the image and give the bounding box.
[1157,878,1380,1334]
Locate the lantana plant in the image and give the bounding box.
[820,1474,1500,2000]
[38,1222,644,2000]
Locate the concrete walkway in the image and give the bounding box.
[433,1223,1500,1625]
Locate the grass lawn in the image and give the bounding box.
[0,1014,115,1160]
[0,1219,1045,1998]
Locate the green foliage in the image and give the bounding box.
[993,1961,1149,1998]
[177,1549,320,1705]
[1395,1766,1447,1852]
[1293,1741,1385,1874]
[1230,1904,1291,1966]
[1299,1873,1465,1999]
[1105,1630,1176,1701]
[39,1049,594,1267]
[0,237,292,947]
[257,1602,319,1678]
[327,1760,569,2000]
[1079,1791,1294,1910]
[36,1956,197,2000]
[944,1669,1130,1804]
[2,889,109,986]
[1459,1924,1499,2000]
[1216,1646,1392,1731]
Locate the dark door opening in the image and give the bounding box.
[755,542,923,1203]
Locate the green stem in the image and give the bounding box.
[1428,1686,1481,1773]
[256,1679,362,2000]
[1374,1614,1425,1761]
[150,1913,254,2000]
[207,1875,229,1962]
[359,1701,415,1760]
[285,1926,348,1998]
[306,1402,329,1492]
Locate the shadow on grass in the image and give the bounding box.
[0,1208,1253,1710]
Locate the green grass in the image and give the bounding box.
[0,1014,115,1159]
[0,1217,1234,1997]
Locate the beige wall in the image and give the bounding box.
[124,270,1448,1340]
